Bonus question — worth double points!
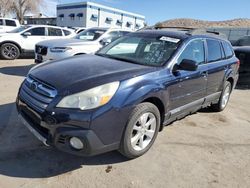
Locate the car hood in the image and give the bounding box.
[37,39,97,47]
[29,55,156,95]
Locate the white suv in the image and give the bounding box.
[0,25,75,60]
[0,18,20,33]
[35,27,131,63]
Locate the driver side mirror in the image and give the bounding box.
[22,32,31,37]
[173,59,198,72]
[100,38,112,46]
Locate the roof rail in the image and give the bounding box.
[153,26,196,31]
[187,29,227,39]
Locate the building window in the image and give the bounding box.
[59,14,64,21]
[91,14,98,21]
[77,13,83,20]
[69,13,75,20]
[116,19,123,26]
[106,17,113,24]
[135,23,141,28]
[127,21,133,28]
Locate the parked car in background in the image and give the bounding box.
[17,29,239,158]
[233,36,250,47]
[35,27,131,63]
[233,35,250,86]
[0,25,75,60]
[0,18,20,33]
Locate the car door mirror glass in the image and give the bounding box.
[22,32,31,37]
[100,38,112,46]
[174,59,198,72]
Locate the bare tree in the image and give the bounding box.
[10,0,45,24]
[0,0,12,17]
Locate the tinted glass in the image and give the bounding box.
[238,36,250,46]
[0,19,3,25]
[28,27,45,36]
[177,39,205,65]
[103,31,120,42]
[74,28,107,41]
[8,25,31,33]
[63,29,71,36]
[207,39,222,62]
[48,27,62,36]
[5,20,16,26]
[222,42,234,58]
[97,35,181,66]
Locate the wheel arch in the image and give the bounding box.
[142,97,165,131]
[0,41,22,51]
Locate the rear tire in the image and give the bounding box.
[211,81,232,112]
[0,43,20,60]
[119,102,160,159]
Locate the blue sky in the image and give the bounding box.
[45,0,250,25]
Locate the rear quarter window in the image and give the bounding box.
[0,19,3,25]
[207,39,223,62]
[222,42,234,58]
[5,20,17,26]
[63,29,71,36]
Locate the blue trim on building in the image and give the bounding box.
[57,4,145,21]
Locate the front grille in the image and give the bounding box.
[35,45,48,55]
[19,75,57,113]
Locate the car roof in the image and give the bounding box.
[134,29,228,42]
[26,25,72,30]
[0,18,18,21]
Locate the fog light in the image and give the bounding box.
[69,137,84,150]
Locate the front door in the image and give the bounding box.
[22,27,46,51]
[169,39,208,116]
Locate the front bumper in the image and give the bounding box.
[16,98,123,156]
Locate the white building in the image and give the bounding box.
[57,1,145,30]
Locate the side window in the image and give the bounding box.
[5,20,16,26]
[0,19,3,25]
[177,39,205,65]
[48,27,63,36]
[222,42,234,58]
[207,39,223,62]
[63,29,71,36]
[27,27,45,36]
[104,31,120,42]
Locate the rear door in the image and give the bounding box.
[46,27,64,40]
[205,39,227,96]
[169,39,208,113]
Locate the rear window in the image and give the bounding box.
[5,20,16,26]
[48,27,63,36]
[63,29,71,36]
[222,42,234,58]
[0,19,3,25]
[207,39,223,62]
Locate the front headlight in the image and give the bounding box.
[50,47,72,53]
[57,82,120,110]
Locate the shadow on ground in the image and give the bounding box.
[0,102,128,179]
[0,64,35,77]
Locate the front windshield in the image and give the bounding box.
[74,28,107,41]
[96,35,181,66]
[8,25,31,33]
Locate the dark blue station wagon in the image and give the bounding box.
[16,29,239,158]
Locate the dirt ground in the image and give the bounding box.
[0,59,249,188]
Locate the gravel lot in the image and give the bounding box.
[0,59,250,188]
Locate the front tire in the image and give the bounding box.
[0,43,20,60]
[119,102,160,159]
[211,81,232,112]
